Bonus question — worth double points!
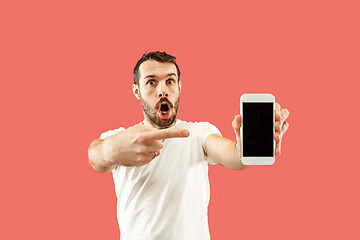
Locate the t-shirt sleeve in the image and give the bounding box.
[99,127,125,139]
[197,122,222,165]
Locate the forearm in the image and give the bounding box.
[222,141,249,171]
[88,139,117,173]
[205,134,248,171]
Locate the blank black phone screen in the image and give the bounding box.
[243,103,274,157]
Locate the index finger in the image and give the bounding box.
[146,128,190,140]
[275,103,281,121]
[275,102,281,111]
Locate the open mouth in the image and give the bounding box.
[160,103,169,115]
[158,101,171,119]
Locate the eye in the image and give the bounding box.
[167,79,175,84]
[148,80,155,85]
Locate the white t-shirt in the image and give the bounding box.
[99,119,222,240]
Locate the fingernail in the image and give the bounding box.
[183,130,189,136]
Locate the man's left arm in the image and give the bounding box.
[204,103,290,170]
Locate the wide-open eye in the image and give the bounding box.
[148,80,155,85]
[167,79,175,84]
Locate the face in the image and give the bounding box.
[133,60,182,128]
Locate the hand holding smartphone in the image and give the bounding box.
[240,94,275,165]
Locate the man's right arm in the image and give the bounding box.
[88,125,190,173]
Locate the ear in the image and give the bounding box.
[132,84,141,100]
[178,80,182,93]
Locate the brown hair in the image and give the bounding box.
[133,51,181,85]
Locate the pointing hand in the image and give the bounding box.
[102,124,190,167]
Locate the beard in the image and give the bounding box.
[140,95,179,128]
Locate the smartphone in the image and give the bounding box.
[240,93,275,165]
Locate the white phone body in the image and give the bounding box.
[240,93,275,165]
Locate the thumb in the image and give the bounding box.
[232,114,242,143]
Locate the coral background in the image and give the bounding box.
[1,0,359,239]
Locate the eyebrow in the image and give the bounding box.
[144,73,177,79]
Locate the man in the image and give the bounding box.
[88,51,290,240]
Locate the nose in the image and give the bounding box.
[157,82,168,98]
